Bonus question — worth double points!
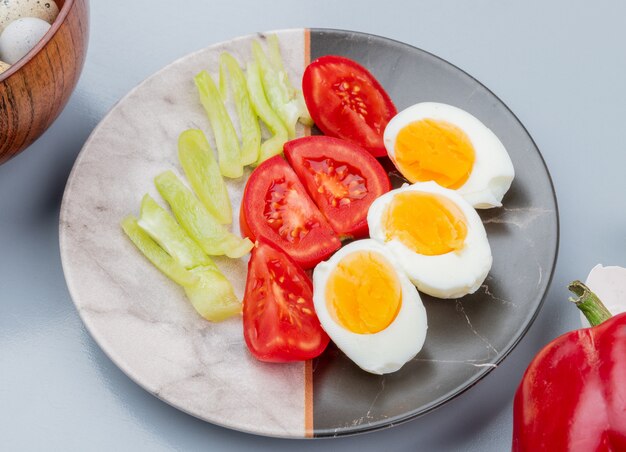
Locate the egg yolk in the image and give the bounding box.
[383,191,467,255]
[325,251,402,334]
[394,119,475,189]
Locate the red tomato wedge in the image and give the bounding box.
[284,136,391,239]
[243,238,330,362]
[240,155,341,269]
[302,55,397,157]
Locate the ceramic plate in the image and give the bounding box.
[60,29,558,438]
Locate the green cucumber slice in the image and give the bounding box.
[154,171,252,258]
[246,61,288,164]
[252,40,300,139]
[220,53,261,166]
[121,215,198,287]
[178,129,233,225]
[184,266,241,321]
[137,194,214,269]
[195,70,243,178]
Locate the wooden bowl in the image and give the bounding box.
[0,0,89,164]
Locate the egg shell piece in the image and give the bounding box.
[368,181,493,299]
[312,239,428,375]
[0,59,9,73]
[0,17,50,64]
[0,0,59,33]
[582,264,626,327]
[383,102,515,209]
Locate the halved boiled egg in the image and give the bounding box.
[383,102,514,208]
[368,181,492,299]
[312,239,427,374]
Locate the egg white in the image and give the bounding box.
[312,239,427,375]
[368,181,492,299]
[383,102,515,209]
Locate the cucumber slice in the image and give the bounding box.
[220,52,261,166]
[195,70,243,178]
[246,61,288,164]
[266,34,295,96]
[178,129,232,225]
[123,215,239,322]
[137,194,214,269]
[252,40,300,139]
[295,90,313,127]
[154,171,253,258]
[218,60,228,100]
[184,266,241,321]
[265,35,313,127]
[121,215,198,287]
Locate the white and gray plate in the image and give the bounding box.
[60,29,559,438]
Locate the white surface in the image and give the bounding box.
[2,1,625,450]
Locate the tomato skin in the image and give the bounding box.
[240,155,341,269]
[243,238,330,363]
[239,201,252,241]
[302,55,397,157]
[284,136,391,239]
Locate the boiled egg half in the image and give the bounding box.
[384,102,514,208]
[368,181,492,299]
[312,239,427,374]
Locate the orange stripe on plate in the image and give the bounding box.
[304,359,314,437]
[303,29,313,438]
[303,28,314,439]
[304,28,311,68]
[304,28,311,138]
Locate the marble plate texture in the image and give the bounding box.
[59,29,559,438]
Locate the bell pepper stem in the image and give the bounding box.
[568,280,612,326]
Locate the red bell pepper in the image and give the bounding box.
[513,281,626,451]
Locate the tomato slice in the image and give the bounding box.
[284,136,391,239]
[243,238,330,362]
[240,155,341,269]
[302,55,397,157]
